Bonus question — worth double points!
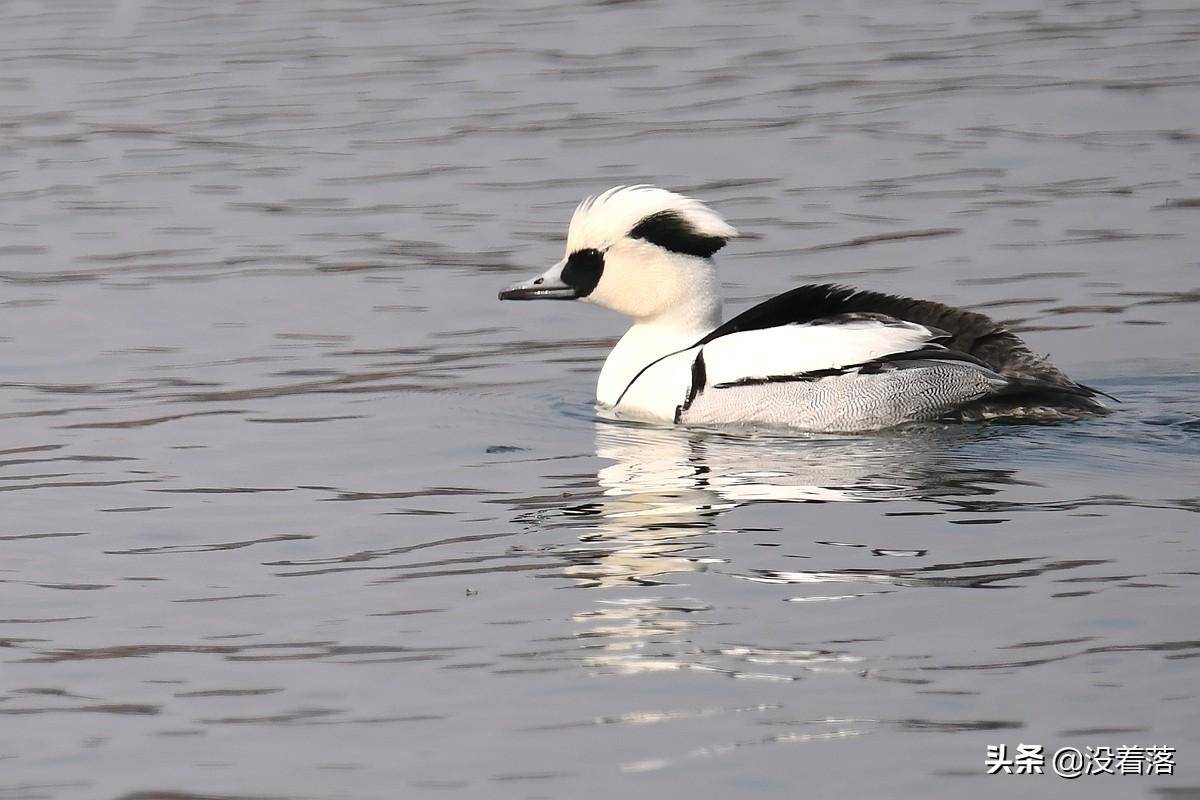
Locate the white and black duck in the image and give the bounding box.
[499,185,1110,432]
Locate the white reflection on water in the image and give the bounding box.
[553,416,1148,685]
[558,420,1019,586]
[595,418,1013,507]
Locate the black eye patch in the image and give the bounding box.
[560,248,604,297]
[630,210,727,258]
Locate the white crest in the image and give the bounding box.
[565,185,738,254]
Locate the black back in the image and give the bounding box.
[696,283,1080,388]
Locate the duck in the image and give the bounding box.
[498,185,1110,432]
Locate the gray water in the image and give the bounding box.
[2,1,1199,798]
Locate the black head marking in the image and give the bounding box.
[630,210,727,258]
[560,247,604,297]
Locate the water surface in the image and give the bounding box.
[2,1,1199,798]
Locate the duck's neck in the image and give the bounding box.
[596,295,722,408]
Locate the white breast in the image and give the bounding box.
[605,348,697,422]
[597,323,707,422]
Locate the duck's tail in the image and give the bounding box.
[954,373,1114,423]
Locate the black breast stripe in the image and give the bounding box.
[673,352,707,423]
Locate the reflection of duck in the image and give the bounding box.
[500,185,1109,430]
[547,421,1033,680]
[597,418,1015,507]
[556,420,1019,588]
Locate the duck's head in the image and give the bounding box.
[499,185,737,323]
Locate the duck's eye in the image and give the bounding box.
[561,248,604,297]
